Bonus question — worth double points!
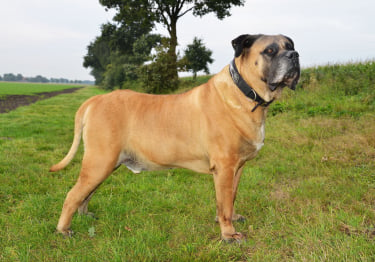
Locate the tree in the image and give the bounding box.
[83,23,117,85]
[82,0,157,88]
[183,37,213,80]
[83,20,161,89]
[138,38,179,94]
[3,73,16,81]
[99,0,245,83]
[16,74,23,81]
[29,75,49,83]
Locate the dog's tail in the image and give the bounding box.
[49,101,90,172]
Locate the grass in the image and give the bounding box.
[0,62,375,261]
[270,61,375,118]
[177,75,212,93]
[119,75,213,95]
[0,82,82,96]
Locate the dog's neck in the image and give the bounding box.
[229,59,274,112]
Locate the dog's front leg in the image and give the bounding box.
[215,165,246,223]
[213,164,244,241]
[232,165,246,222]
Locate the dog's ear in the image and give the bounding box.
[232,34,263,57]
[282,35,295,49]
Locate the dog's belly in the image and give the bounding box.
[119,154,148,174]
[117,152,210,174]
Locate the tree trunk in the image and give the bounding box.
[168,16,179,84]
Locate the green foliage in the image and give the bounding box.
[3,73,22,82]
[83,24,114,85]
[138,39,179,93]
[132,34,162,64]
[83,21,160,90]
[88,0,245,90]
[84,1,157,88]
[100,56,138,90]
[192,0,246,19]
[182,37,214,80]
[99,0,155,31]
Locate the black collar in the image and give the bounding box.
[229,59,274,112]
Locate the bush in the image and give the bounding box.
[138,40,179,94]
[101,62,139,90]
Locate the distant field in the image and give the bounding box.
[0,82,82,96]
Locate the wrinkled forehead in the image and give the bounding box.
[254,35,294,50]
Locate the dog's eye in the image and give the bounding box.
[264,48,275,55]
[263,44,279,57]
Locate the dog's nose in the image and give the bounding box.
[286,51,299,59]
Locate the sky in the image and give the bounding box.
[1,0,374,81]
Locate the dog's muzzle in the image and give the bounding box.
[268,50,300,91]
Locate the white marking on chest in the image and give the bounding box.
[253,122,265,152]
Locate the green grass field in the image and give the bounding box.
[0,82,82,96]
[0,62,374,261]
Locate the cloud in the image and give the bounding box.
[0,0,114,79]
[177,0,375,73]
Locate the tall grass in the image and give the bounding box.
[0,62,374,261]
[270,61,375,118]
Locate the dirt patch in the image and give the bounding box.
[0,87,83,113]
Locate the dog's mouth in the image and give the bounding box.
[265,51,300,92]
[268,69,300,91]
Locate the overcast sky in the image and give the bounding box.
[1,0,374,80]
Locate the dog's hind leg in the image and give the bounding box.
[77,186,99,218]
[56,151,118,236]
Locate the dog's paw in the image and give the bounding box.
[221,232,246,244]
[56,228,74,238]
[232,213,246,222]
[81,212,98,220]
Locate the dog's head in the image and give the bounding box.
[232,34,300,92]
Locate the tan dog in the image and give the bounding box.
[50,34,300,241]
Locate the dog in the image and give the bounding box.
[50,34,300,241]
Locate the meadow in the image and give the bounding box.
[0,62,374,261]
[0,82,82,96]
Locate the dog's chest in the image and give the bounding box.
[252,122,265,153]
